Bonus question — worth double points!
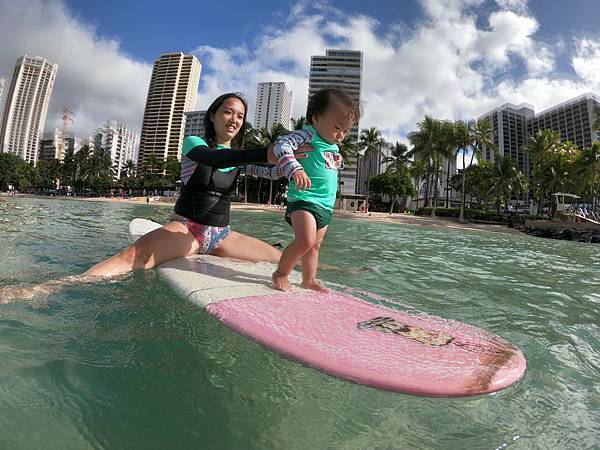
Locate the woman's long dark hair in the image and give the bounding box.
[203,92,248,148]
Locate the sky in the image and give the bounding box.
[1,0,600,145]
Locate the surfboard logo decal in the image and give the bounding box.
[357,317,453,346]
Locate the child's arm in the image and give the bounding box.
[244,164,283,180]
[273,129,315,180]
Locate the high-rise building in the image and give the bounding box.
[94,120,137,179]
[0,78,5,104]
[184,110,206,137]
[308,49,362,195]
[39,129,81,164]
[479,93,600,201]
[479,103,535,179]
[138,52,201,168]
[254,82,293,131]
[0,55,58,164]
[527,93,600,151]
[481,94,600,170]
[356,143,389,196]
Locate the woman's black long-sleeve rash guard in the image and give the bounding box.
[174,142,269,227]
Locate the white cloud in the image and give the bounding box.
[496,0,529,14]
[0,0,151,140]
[192,0,584,143]
[572,37,600,84]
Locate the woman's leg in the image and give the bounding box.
[212,230,281,262]
[1,221,200,303]
[85,220,200,277]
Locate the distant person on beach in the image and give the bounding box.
[271,88,359,292]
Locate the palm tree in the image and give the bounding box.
[74,145,92,191]
[488,156,528,213]
[408,116,441,208]
[547,141,578,218]
[455,119,494,223]
[358,127,385,212]
[410,159,427,210]
[384,142,411,175]
[525,129,563,215]
[292,116,307,131]
[442,122,461,208]
[124,160,136,178]
[573,142,600,209]
[246,123,289,204]
[335,134,357,199]
[62,146,76,187]
[430,121,456,217]
[339,134,358,161]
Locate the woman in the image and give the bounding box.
[1,93,307,302]
[86,92,298,277]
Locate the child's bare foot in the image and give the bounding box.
[300,279,329,293]
[272,270,292,291]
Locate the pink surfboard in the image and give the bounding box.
[130,219,526,397]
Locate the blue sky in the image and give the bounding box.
[63,0,598,76]
[2,0,600,143]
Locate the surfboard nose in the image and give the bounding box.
[488,351,527,393]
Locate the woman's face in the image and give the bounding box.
[211,97,245,144]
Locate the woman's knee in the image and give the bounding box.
[121,243,152,269]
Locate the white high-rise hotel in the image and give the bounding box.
[479,93,600,201]
[138,52,201,166]
[308,50,362,195]
[94,121,137,179]
[254,82,293,131]
[0,55,58,164]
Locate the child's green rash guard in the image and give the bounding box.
[273,126,344,211]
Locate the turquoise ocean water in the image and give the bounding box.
[0,197,599,449]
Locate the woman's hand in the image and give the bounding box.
[292,170,312,191]
[267,144,278,164]
[295,144,314,159]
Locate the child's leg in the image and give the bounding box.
[300,226,329,292]
[272,211,317,291]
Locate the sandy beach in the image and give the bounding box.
[5,193,519,235]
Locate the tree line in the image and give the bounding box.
[2,114,598,218]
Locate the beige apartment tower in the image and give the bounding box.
[0,55,58,164]
[254,82,293,131]
[138,52,201,167]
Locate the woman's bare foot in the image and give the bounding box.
[272,270,292,291]
[300,279,329,293]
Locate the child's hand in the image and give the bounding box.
[292,170,311,191]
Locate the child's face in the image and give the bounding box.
[312,103,355,145]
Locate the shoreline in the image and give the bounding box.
[3,193,520,235]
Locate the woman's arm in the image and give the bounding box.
[185,144,268,169]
